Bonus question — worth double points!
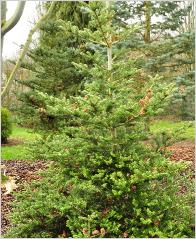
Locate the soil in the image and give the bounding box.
[167,140,195,170]
[1,160,47,235]
[1,137,24,147]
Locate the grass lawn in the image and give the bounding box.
[1,145,27,160]
[150,120,195,140]
[1,125,39,160]
[11,125,38,141]
[1,121,194,160]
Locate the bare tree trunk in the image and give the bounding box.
[1,1,26,53]
[1,1,7,52]
[1,2,56,101]
[106,0,112,70]
[1,1,26,36]
[144,1,151,43]
[1,1,7,23]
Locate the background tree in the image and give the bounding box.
[114,0,195,120]
[1,1,25,51]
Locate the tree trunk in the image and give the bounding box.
[1,2,56,101]
[144,1,151,43]
[1,1,26,37]
[106,0,112,70]
[1,1,7,52]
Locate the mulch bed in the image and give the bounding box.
[1,140,195,235]
[1,160,47,235]
[167,140,195,171]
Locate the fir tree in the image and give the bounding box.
[16,2,92,128]
[114,1,195,119]
[6,2,194,238]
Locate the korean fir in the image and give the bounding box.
[6,1,194,238]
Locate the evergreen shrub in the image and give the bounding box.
[1,107,12,144]
[6,75,194,238]
[5,2,194,238]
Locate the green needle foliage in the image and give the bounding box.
[114,1,195,120]
[6,2,194,238]
[16,2,92,128]
[1,107,12,143]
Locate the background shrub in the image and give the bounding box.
[1,107,12,144]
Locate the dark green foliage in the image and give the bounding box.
[7,35,194,239]
[6,2,194,238]
[115,1,195,120]
[115,1,192,38]
[16,2,92,129]
[6,72,194,237]
[1,107,12,143]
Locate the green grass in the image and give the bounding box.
[1,125,38,160]
[1,145,27,160]
[1,121,194,160]
[150,120,195,140]
[11,125,38,141]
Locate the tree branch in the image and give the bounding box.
[1,2,56,100]
[1,1,26,36]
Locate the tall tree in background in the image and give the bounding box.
[1,2,57,101]
[114,0,195,119]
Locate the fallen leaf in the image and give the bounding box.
[4,178,18,195]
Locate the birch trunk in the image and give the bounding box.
[1,1,7,52]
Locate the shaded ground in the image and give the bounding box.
[1,140,195,235]
[1,137,24,147]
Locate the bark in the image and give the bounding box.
[1,1,7,23]
[144,1,151,43]
[1,2,56,100]
[1,1,26,37]
[1,1,7,53]
[106,0,112,70]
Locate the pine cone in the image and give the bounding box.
[82,228,88,235]
[100,228,106,236]
[92,230,100,236]
[123,231,129,238]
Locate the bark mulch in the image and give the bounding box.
[1,160,46,235]
[167,140,195,170]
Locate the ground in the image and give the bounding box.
[1,121,195,235]
[1,160,46,234]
